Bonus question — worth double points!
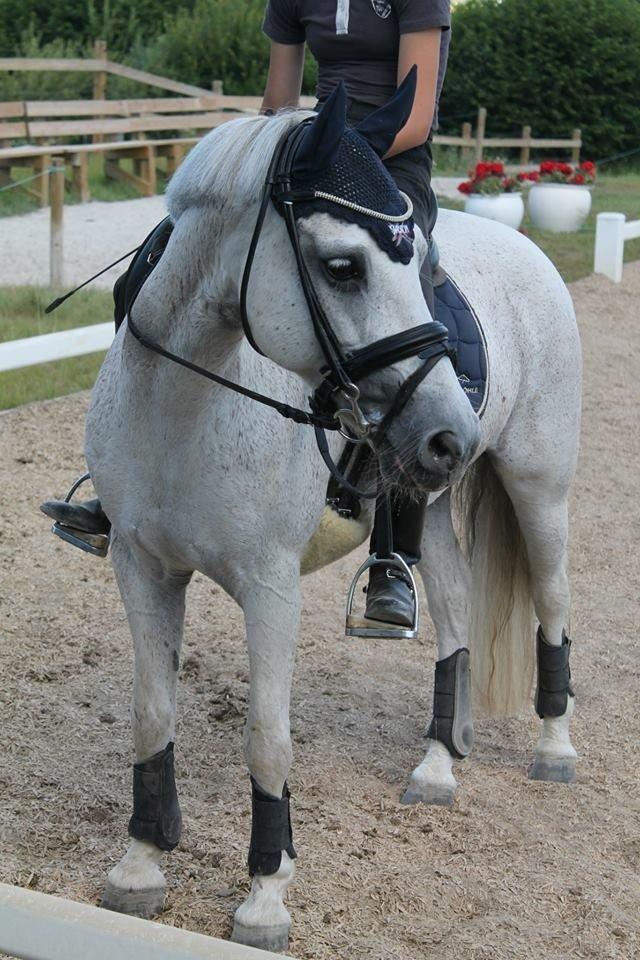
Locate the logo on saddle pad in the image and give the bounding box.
[371,0,392,18]
[458,373,479,395]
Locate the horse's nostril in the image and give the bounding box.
[427,431,463,468]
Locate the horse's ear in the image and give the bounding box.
[355,65,417,157]
[291,82,347,179]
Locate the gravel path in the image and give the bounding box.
[0,184,466,292]
[0,263,639,960]
[0,197,166,289]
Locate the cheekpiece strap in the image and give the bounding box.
[248,777,297,876]
[128,741,182,852]
[535,627,574,718]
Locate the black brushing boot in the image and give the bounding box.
[364,493,427,628]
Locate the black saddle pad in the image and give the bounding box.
[434,275,488,417]
[114,219,489,419]
[114,217,174,332]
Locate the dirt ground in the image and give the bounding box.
[0,264,639,960]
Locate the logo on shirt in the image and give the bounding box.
[371,0,392,18]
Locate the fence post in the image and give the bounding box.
[461,121,473,171]
[520,125,531,165]
[475,106,486,163]
[212,79,224,95]
[594,212,625,283]
[92,40,108,145]
[93,40,108,99]
[571,128,581,164]
[50,160,65,288]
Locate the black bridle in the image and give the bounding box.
[126,119,455,497]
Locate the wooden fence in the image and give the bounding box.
[0,45,582,169]
[438,107,581,168]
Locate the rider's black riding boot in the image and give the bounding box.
[40,497,111,535]
[364,493,427,627]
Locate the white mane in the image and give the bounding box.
[166,110,314,220]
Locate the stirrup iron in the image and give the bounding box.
[345,552,419,640]
[50,472,110,558]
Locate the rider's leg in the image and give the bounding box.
[365,493,427,626]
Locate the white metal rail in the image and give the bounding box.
[594,211,640,283]
[0,882,291,960]
[0,323,113,372]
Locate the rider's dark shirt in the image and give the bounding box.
[263,0,450,123]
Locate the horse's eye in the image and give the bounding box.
[325,257,360,282]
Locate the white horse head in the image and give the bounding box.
[165,83,480,492]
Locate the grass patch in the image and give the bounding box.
[0,153,172,217]
[439,172,640,283]
[0,286,113,411]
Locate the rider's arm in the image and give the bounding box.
[261,40,306,112]
[384,28,441,159]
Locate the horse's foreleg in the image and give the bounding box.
[498,475,577,783]
[231,567,299,953]
[101,537,190,918]
[402,491,473,807]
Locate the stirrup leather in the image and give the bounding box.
[49,472,110,558]
[345,552,419,640]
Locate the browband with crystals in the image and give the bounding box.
[311,190,414,223]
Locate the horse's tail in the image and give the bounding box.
[455,455,535,715]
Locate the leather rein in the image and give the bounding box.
[126,119,455,498]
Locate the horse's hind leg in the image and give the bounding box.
[496,469,577,783]
[402,491,473,807]
[101,537,191,918]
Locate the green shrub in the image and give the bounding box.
[145,0,317,95]
[0,32,93,101]
[0,0,194,59]
[440,0,640,161]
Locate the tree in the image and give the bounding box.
[440,0,640,159]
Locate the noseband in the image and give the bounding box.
[127,118,455,498]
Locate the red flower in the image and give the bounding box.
[580,160,596,173]
[474,160,504,179]
[458,181,472,194]
[570,173,586,185]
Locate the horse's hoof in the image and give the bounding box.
[400,782,455,807]
[528,756,576,783]
[231,920,290,952]
[100,880,166,919]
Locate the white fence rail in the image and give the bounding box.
[0,323,112,372]
[0,882,292,960]
[594,211,640,283]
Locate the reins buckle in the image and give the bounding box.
[334,382,370,443]
[345,552,419,640]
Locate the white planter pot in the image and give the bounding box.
[463,192,524,229]
[527,183,592,233]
